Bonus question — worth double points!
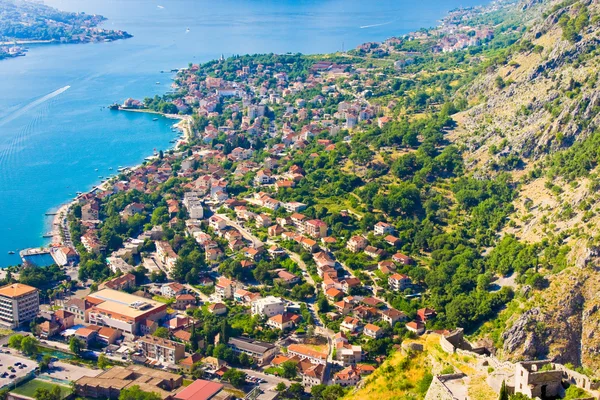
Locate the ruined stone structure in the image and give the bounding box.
[514,361,563,399]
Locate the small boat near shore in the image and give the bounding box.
[153,118,159,121]
[7,251,15,255]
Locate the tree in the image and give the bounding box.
[21,336,39,356]
[98,354,109,369]
[39,355,52,372]
[190,323,199,352]
[499,380,508,400]
[222,368,246,388]
[34,385,61,400]
[69,336,84,355]
[287,383,304,399]
[281,361,298,379]
[8,334,24,350]
[275,382,287,393]
[119,385,162,400]
[153,327,170,338]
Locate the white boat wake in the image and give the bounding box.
[0,85,70,127]
[360,21,394,29]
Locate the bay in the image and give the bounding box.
[0,0,486,266]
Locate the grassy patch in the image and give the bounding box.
[12,379,72,399]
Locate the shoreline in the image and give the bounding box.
[44,109,192,249]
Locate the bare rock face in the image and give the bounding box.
[500,268,600,373]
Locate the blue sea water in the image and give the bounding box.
[0,0,487,266]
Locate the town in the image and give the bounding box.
[1,0,599,400]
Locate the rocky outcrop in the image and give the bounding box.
[499,268,600,373]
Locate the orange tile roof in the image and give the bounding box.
[0,283,37,298]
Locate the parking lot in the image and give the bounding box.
[0,351,37,389]
[42,361,101,382]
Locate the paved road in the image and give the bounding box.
[239,367,292,392]
[217,213,263,248]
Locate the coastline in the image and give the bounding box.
[45,109,192,249]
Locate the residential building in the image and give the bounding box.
[0,283,39,328]
[215,277,237,300]
[156,241,178,274]
[389,273,412,291]
[139,335,185,364]
[174,294,196,310]
[99,273,136,291]
[363,323,383,339]
[374,222,394,236]
[207,303,227,315]
[341,317,361,333]
[332,365,361,387]
[52,246,79,266]
[380,308,407,326]
[392,252,414,265]
[251,296,285,318]
[305,219,328,238]
[63,298,88,321]
[267,313,300,331]
[406,321,425,335]
[347,236,368,252]
[161,282,186,298]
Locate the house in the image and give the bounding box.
[100,273,136,291]
[374,222,394,236]
[251,296,285,317]
[299,362,325,388]
[300,237,318,253]
[161,282,186,298]
[276,270,299,285]
[384,235,400,246]
[340,316,361,333]
[207,303,227,315]
[39,321,60,338]
[406,321,425,335]
[255,214,272,228]
[380,308,407,326]
[325,287,343,302]
[179,353,203,372]
[228,337,278,366]
[363,324,383,339]
[389,273,411,291]
[332,365,362,387]
[334,300,353,315]
[208,215,227,231]
[97,326,121,345]
[334,333,363,365]
[174,294,196,310]
[287,344,328,365]
[378,260,396,275]
[74,326,97,346]
[347,236,368,253]
[267,313,301,331]
[268,224,284,237]
[392,252,414,265]
[353,305,379,321]
[417,308,437,323]
[364,245,384,259]
[341,277,361,293]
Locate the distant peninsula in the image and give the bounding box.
[0,0,132,60]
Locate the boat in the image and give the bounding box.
[95,168,99,171]
[186,27,190,32]
[109,167,113,170]
[153,118,159,121]
[7,251,15,255]
[156,82,160,85]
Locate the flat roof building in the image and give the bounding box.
[86,289,167,335]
